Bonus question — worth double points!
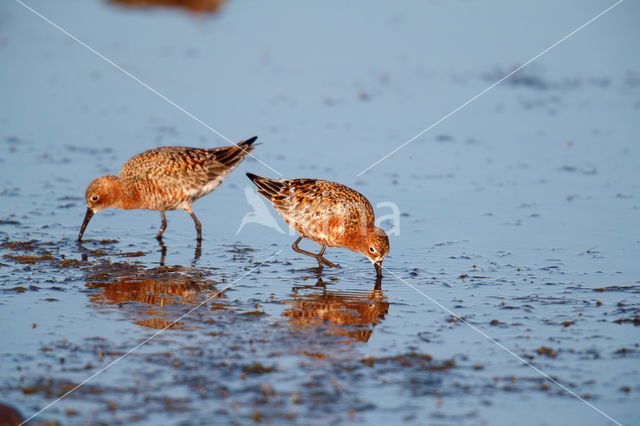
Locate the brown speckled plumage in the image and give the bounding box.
[247,173,389,277]
[78,136,257,241]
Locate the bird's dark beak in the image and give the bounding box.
[78,207,94,241]
[374,261,382,278]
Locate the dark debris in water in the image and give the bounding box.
[361,353,455,371]
[613,316,640,326]
[535,346,557,359]
[592,285,640,293]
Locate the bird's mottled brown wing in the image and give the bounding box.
[119,138,255,209]
[276,179,374,227]
[119,147,209,185]
[247,174,374,245]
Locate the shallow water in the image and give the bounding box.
[1,0,639,424]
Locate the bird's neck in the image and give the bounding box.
[111,180,141,210]
[345,229,368,254]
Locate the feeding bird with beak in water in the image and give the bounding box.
[78,137,257,241]
[246,173,389,278]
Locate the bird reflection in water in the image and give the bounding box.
[86,264,222,329]
[77,239,201,266]
[282,274,388,344]
[108,0,225,13]
[157,239,201,266]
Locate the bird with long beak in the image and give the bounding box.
[78,137,257,242]
[246,173,389,278]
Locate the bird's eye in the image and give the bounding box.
[91,195,99,201]
[369,247,376,253]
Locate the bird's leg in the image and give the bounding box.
[190,212,202,241]
[156,211,167,240]
[184,205,202,241]
[291,237,339,268]
[292,236,323,268]
[317,246,339,268]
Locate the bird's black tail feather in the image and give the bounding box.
[211,136,257,168]
[246,172,284,200]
